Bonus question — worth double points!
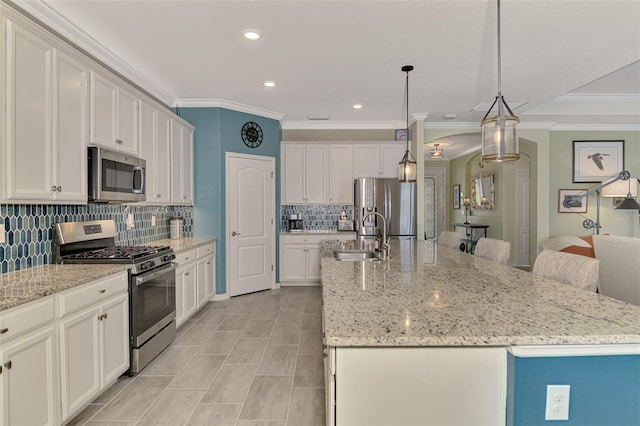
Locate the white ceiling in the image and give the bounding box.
[12,0,640,158]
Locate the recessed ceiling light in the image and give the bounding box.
[307,116,330,121]
[263,81,276,87]
[243,30,261,40]
[442,114,457,120]
[353,104,363,109]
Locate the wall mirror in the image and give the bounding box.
[471,173,494,210]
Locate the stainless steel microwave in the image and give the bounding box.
[88,146,145,203]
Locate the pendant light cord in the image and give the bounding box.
[406,68,410,152]
[497,0,502,97]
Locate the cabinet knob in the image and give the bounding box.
[185,272,190,276]
[231,231,240,236]
[206,262,211,265]
[156,194,161,198]
[0,327,8,334]
[4,361,11,369]
[51,186,57,192]
[99,289,106,294]
[103,313,108,320]
[57,186,62,192]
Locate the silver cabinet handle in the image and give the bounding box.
[0,327,8,334]
[231,231,240,236]
[99,289,106,293]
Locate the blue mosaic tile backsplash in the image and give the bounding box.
[281,205,353,232]
[0,203,193,273]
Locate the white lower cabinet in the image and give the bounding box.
[58,272,129,422]
[175,249,197,328]
[196,243,216,308]
[0,298,57,426]
[328,346,507,426]
[176,242,217,327]
[280,234,355,285]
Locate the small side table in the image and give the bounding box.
[451,223,489,254]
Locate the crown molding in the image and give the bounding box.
[8,0,175,105]
[174,98,285,121]
[550,123,640,131]
[556,93,640,103]
[282,120,405,130]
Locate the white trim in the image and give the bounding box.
[210,293,230,302]
[10,0,174,105]
[282,120,404,130]
[551,123,640,131]
[174,98,285,121]
[508,344,640,358]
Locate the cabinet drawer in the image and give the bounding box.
[0,297,55,344]
[59,271,128,317]
[196,243,215,258]
[175,248,197,266]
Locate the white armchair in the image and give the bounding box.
[593,235,640,305]
[532,250,599,292]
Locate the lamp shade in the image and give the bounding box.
[399,151,417,183]
[481,115,519,162]
[615,197,640,210]
[601,179,638,197]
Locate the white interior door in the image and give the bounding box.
[227,153,275,297]
[515,169,530,268]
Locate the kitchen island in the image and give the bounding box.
[321,240,640,425]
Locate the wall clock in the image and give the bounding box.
[241,122,263,148]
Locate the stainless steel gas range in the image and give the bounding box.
[53,220,176,375]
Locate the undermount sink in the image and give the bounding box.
[334,251,380,261]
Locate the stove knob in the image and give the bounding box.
[163,254,175,262]
[140,262,148,271]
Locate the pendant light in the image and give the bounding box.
[615,178,640,211]
[481,0,519,162]
[399,65,417,182]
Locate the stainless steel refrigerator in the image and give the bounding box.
[354,178,416,239]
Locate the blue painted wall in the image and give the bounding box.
[507,353,640,425]
[179,107,281,295]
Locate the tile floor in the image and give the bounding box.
[68,286,326,426]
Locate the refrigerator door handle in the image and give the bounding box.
[385,180,392,236]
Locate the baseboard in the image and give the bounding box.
[210,292,230,301]
[281,282,321,287]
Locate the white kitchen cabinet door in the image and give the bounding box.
[304,145,327,204]
[170,120,194,204]
[283,144,327,204]
[116,87,139,154]
[139,101,157,200]
[4,22,88,203]
[155,111,172,203]
[54,49,88,202]
[100,293,129,386]
[328,145,353,204]
[354,145,381,178]
[59,305,101,420]
[6,22,54,201]
[0,325,57,426]
[306,244,322,281]
[197,254,215,306]
[90,70,117,149]
[282,245,307,282]
[283,145,306,204]
[176,261,198,328]
[380,144,404,178]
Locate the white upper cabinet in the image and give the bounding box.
[90,70,139,155]
[283,144,327,204]
[3,21,88,203]
[328,145,353,204]
[355,144,404,178]
[170,119,194,204]
[140,101,172,204]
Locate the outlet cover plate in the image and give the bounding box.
[545,384,570,420]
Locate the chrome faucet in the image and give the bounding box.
[363,212,390,259]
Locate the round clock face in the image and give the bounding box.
[241,122,263,148]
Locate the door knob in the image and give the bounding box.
[231,231,241,236]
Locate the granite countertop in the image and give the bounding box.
[146,237,217,253]
[0,264,130,312]
[321,240,640,347]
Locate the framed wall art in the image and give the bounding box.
[558,189,588,213]
[453,184,460,209]
[573,140,624,183]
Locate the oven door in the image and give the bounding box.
[131,262,176,347]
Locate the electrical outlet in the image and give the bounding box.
[127,214,135,230]
[151,215,156,227]
[0,223,4,243]
[545,384,570,420]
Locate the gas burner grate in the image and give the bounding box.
[64,245,171,260]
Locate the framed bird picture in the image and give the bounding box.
[573,140,624,183]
